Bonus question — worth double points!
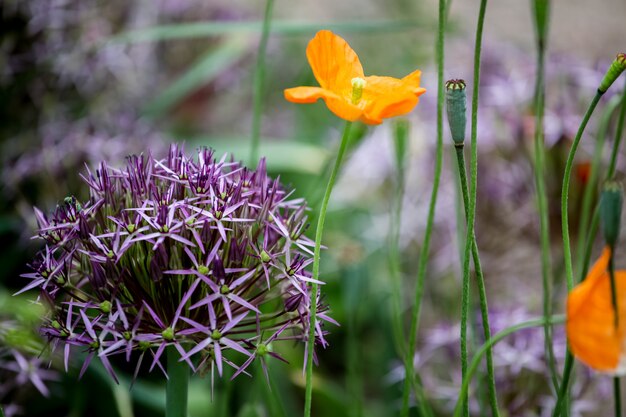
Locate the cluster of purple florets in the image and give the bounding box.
[20,144,335,382]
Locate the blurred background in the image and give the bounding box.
[1,0,625,416]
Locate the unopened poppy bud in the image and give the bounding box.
[600,181,623,249]
[351,77,366,104]
[599,53,626,94]
[445,79,467,145]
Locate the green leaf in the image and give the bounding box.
[143,35,248,117]
[109,19,420,44]
[184,137,330,174]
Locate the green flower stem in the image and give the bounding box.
[304,121,352,417]
[400,0,445,414]
[166,345,189,417]
[554,89,609,417]
[614,378,623,417]
[580,85,626,276]
[607,83,626,178]
[530,0,559,392]
[463,0,499,415]
[454,145,496,417]
[453,315,566,417]
[389,119,409,358]
[575,94,623,277]
[561,91,603,292]
[249,0,275,164]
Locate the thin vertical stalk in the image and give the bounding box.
[249,0,275,164]
[575,95,623,276]
[579,86,626,276]
[614,378,623,417]
[389,119,409,357]
[561,92,603,292]
[166,346,189,417]
[400,0,445,414]
[304,121,352,417]
[455,146,472,416]
[530,0,559,392]
[465,0,499,415]
[552,91,604,417]
[454,145,494,416]
[453,315,566,417]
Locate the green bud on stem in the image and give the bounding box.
[445,79,467,145]
[599,53,626,94]
[600,180,623,249]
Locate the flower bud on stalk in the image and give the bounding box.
[445,79,467,146]
[600,180,623,249]
[599,53,626,94]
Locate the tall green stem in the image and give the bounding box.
[166,346,189,417]
[249,0,275,164]
[561,92,603,292]
[400,0,445,414]
[552,91,604,417]
[613,377,622,417]
[453,315,566,417]
[463,0,499,415]
[390,119,409,357]
[575,95,623,276]
[454,145,496,416]
[304,121,352,417]
[530,0,559,393]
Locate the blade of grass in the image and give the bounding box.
[187,137,329,174]
[109,19,422,44]
[530,0,559,394]
[400,0,445,414]
[143,35,248,117]
[249,0,275,164]
[453,315,566,417]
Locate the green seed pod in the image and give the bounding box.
[599,53,626,94]
[600,180,623,249]
[445,79,467,145]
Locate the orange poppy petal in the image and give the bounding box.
[284,86,328,103]
[567,248,626,373]
[306,30,364,96]
[323,95,364,122]
[360,75,426,123]
[284,86,363,122]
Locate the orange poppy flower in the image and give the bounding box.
[567,246,626,374]
[284,30,426,125]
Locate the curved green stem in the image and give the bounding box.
[453,315,566,417]
[463,0,499,415]
[554,90,608,417]
[304,121,352,417]
[249,0,275,164]
[166,346,189,417]
[400,0,445,414]
[561,91,603,292]
[575,94,623,277]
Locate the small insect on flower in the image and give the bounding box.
[284,30,426,125]
[19,144,336,384]
[567,246,626,374]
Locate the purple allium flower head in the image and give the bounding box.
[19,144,335,383]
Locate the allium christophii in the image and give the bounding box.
[19,144,336,383]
